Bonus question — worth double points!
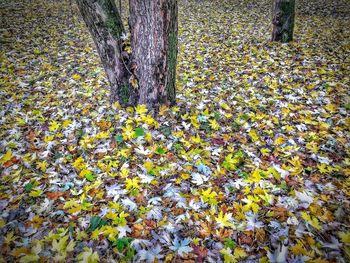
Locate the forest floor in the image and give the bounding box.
[1,0,350,262]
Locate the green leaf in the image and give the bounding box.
[130,189,139,197]
[155,146,166,155]
[224,238,236,249]
[113,238,133,252]
[85,171,96,182]
[88,216,107,232]
[25,182,34,192]
[134,127,145,138]
[238,171,248,178]
[115,134,123,144]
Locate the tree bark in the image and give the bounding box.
[272,0,295,43]
[76,0,137,105]
[76,0,178,109]
[129,0,177,108]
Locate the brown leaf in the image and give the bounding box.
[97,120,111,130]
[238,232,254,245]
[255,228,266,242]
[46,191,64,200]
[215,228,233,241]
[285,176,299,188]
[193,245,208,263]
[199,222,212,238]
[144,219,157,229]
[26,129,37,142]
[272,207,288,222]
[3,157,19,168]
[211,137,225,145]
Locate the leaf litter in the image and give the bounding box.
[0,0,350,262]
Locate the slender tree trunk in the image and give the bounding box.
[272,0,295,43]
[129,0,177,107]
[76,0,137,105]
[76,0,178,109]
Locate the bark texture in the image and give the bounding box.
[76,0,178,109]
[272,0,295,43]
[76,0,136,105]
[129,0,178,108]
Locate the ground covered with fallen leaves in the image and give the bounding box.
[1,0,350,262]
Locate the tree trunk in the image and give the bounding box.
[76,0,138,105]
[272,0,295,43]
[76,0,178,109]
[129,0,177,108]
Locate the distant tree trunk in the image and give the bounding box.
[272,0,295,43]
[129,0,177,107]
[76,0,178,108]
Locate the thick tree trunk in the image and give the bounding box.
[129,0,177,108]
[76,0,178,109]
[76,0,137,105]
[272,0,295,43]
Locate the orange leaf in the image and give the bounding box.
[46,191,64,200]
[3,157,19,168]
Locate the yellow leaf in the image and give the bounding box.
[135,104,148,115]
[216,211,234,228]
[16,117,26,126]
[209,119,220,130]
[159,105,169,116]
[49,121,60,132]
[95,131,109,139]
[74,156,86,170]
[301,212,321,230]
[29,188,43,197]
[72,74,81,81]
[122,125,134,141]
[339,231,350,244]
[62,119,72,128]
[20,254,40,263]
[120,168,129,178]
[234,247,247,259]
[180,173,190,180]
[52,235,69,253]
[250,169,262,183]
[290,241,308,256]
[220,248,237,263]
[191,134,201,144]
[11,247,31,257]
[242,195,260,213]
[0,219,5,228]
[125,177,140,190]
[259,256,269,263]
[77,247,99,263]
[274,136,286,145]
[260,148,271,156]
[76,229,88,240]
[44,135,54,143]
[0,150,13,164]
[248,129,259,142]
[19,243,41,263]
[190,116,200,129]
[118,148,130,158]
[36,160,48,172]
[142,115,155,126]
[221,102,231,111]
[144,161,153,172]
[201,187,218,206]
[119,211,129,218]
[4,231,16,244]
